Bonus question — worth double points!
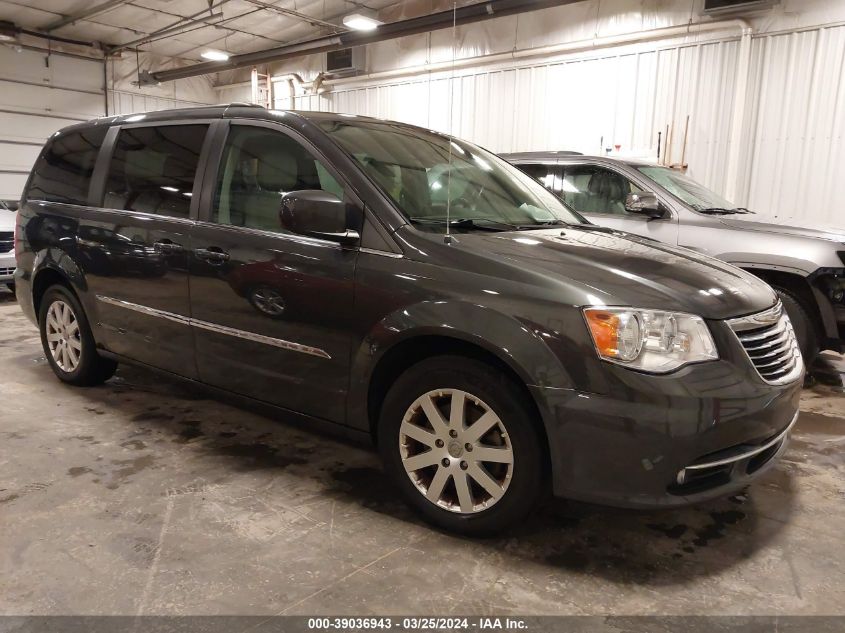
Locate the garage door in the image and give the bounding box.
[0,46,104,200]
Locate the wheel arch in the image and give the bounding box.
[743,268,825,336]
[32,265,78,317]
[364,333,553,477]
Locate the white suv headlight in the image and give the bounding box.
[583,307,718,373]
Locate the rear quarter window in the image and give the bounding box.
[26,126,108,205]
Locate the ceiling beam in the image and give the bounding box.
[241,0,348,32]
[106,0,236,54]
[44,0,133,31]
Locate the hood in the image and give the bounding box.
[452,227,776,320]
[718,216,845,243]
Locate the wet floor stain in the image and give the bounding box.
[105,454,157,489]
[546,548,590,571]
[174,426,204,443]
[691,510,746,547]
[68,466,93,477]
[646,523,688,539]
[120,439,147,450]
[330,466,405,513]
[216,442,308,471]
[132,411,174,422]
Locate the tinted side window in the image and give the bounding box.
[213,125,343,233]
[560,165,643,215]
[27,126,107,205]
[104,125,208,218]
[517,163,565,197]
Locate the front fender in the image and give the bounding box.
[346,299,591,431]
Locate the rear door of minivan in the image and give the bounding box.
[85,119,213,378]
[186,119,361,423]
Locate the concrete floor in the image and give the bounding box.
[1,286,844,616]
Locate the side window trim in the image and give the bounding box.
[88,125,119,207]
[98,118,214,220]
[562,162,675,220]
[202,118,365,225]
[195,119,229,224]
[25,126,109,207]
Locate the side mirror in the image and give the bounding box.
[625,192,666,219]
[280,190,360,245]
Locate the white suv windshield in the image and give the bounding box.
[320,119,585,231]
[637,166,736,212]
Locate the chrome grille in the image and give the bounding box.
[727,302,804,385]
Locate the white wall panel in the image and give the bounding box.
[0,48,105,199]
[742,25,845,226]
[309,37,742,196]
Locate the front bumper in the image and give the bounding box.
[0,252,13,282]
[532,321,803,508]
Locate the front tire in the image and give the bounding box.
[39,285,117,386]
[773,286,820,365]
[378,356,545,536]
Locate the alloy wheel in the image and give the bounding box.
[250,287,286,316]
[45,300,82,372]
[399,389,514,514]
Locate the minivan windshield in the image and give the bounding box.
[319,119,586,231]
[636,166,751,214]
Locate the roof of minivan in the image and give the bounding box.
[501,151,657,168]
[52,103,426,136]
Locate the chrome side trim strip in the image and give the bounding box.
[190,318,331,359]
[359,247,404,258]
[96,295,190,325]
[96,295,331,360]
[678,411,799,483]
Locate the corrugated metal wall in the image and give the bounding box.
[740,24,845,226]
[108,89,212,116]
[263,24,844,227]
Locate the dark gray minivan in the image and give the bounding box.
[14,105,803,535]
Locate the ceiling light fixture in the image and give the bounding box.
[0,21,19,42]
[201,50,230,61]
[342,11,382,31]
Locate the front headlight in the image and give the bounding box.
[583,307,718,373]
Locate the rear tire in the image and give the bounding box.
[773,286,820,366]
[38,285,117,386]
[378,356,545,536]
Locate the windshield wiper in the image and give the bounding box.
[409,217,517,232]
[517,220,617,234]
[698,207,755,215]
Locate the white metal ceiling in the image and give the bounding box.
[0,0,403,61]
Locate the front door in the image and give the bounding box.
[87,122,210,378]
[560,164,680,245]
[188,122,359,423]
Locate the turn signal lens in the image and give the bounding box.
[583,307,718,373]
[584,309,642,361]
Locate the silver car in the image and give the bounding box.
[503,152,845,365]
[0,199,15,291]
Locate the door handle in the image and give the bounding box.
[194,247,230,263]
[153,240,184,254]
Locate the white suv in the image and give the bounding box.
[0,199,16,291]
